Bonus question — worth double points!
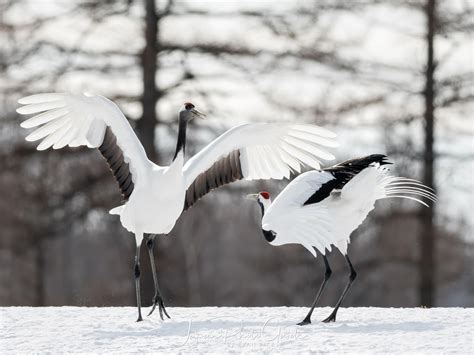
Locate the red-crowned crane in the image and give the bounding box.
[17,92,339,322]
[247,154,436,325]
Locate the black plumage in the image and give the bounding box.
[304,154,391,206]
[98,127,134,200]
[184,150,243,210]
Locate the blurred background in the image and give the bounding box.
[0,0,473,309]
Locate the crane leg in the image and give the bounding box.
[298,254,332,326]
[134,241,143,322]
[146,235,171,320]
[322,254,357,323]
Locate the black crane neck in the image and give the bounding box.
[258,201,276,242]
[173,117,188,161]
[258,201,266,217]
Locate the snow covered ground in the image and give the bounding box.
[1,307,472,353]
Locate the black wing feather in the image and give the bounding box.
[183,150,244,211]
[304,154,391,206]
[98,127,135,200]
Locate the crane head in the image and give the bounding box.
[247,191,272,219]
[179,102,206,121]
[246,191,271,202]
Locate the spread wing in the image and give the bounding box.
[17,93,151,200]
[182,123,338,210]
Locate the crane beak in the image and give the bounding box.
[191,108,206,120]
[246,193,259,201]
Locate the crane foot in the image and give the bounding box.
[322,312,336,323]
[148,295,171,320]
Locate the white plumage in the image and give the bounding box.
[249,154,436,325]
[19,93,149,175]
[183,123,336,184]
[261,163,436,256]
[18,93,338,238]
[17,92,339,322]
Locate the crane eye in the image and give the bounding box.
[184,102,195,110]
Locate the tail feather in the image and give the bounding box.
[382,176,437,206]
[333,165,436,254]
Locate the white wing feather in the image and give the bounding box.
[262,170,335,256]
[183,123,338,188]
[266,204,333,257]
[270,170,334,209]
[17,93,151,180]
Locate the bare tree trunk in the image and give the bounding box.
[420,0,436,307]
[137,0,159,163]
[34,239,46,306]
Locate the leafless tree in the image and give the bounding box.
[1,0,471,309]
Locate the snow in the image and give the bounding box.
[1,307,472,353]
